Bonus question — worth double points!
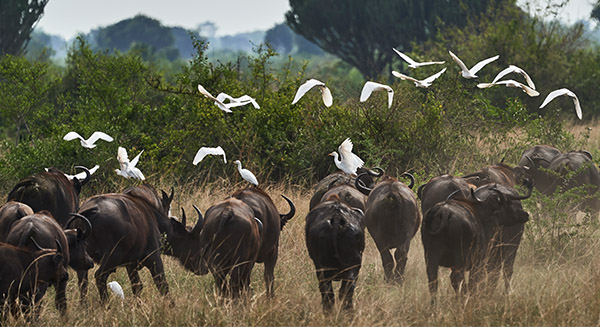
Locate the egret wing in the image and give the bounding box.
[321,86,333,107]
[448,51,470,73]
[88,131,114,144]
[393,48,418,66]
[422,67,447,84]
[63,131,83,141]
[391,71,420,83]
[292,79,325,104]
[469,55,500,75]
[130,150,144,168]
[193,146,226,165]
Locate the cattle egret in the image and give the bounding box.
[193,146,227,165]
[65,165,100,180]
[329,138,364,175]
[108,281,125,300]
[197,84,232,113]
[216,93,260,109]
[477,79,540,97]
[392,48,445,68]
[491,65,536,89]
[391,67,447,88]
[115,147,145,180]
[234,160,259,186]
[63,131,113,149]
[540,88,582,120]
[448,51,499,79]
[360,81,394,108]
[291,79,333,107]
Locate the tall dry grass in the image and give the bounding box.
[2,178,600,327]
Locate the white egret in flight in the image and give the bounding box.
[477,80,540,97]
[193,146,227,165]
[63,131,113,149]
[291,79,333,107]
[216,93,260,109]
[329,138,364,175]
[392,48,445,68]
[448,51,499,79]
[491,65,536,89]
[360,81,394,108]
[540,88,582,120]
[234,160,259,186]
[197,84,231,113]
[115,147,145,180]
[392,67,447,88]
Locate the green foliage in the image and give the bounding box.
[95,14,175,53]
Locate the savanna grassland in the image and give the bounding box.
[3,119,600,327]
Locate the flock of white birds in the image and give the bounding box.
[61,48,582,186]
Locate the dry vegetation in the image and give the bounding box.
[4,124,600,326]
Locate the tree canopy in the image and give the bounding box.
[285,0,514,78]
[0,0,49,56]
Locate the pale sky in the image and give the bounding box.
[36,0,596,40]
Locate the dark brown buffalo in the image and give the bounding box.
[7,167,90,226]
[417,174,475,215]
[76,184,201,303]
[0,201,34,241]
[320,184,367,211]
[356,173,420,283]
[0,239,66,321]
[305,194,365,312]
[421,183,531,302]
[518,145,562,194]
[461,162,531,188]
[545,151,600,211]
[194,198,261,297]
[309,167,382,211]
[230,188,295,297]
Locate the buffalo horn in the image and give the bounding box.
[55,239,63,255]
[67,213,92,241]
[446,189,462,202]
[191,205,204,236]
[279,195,296,230]
[368,167,385,177]
[30,237,44,251]
[254,217,263,234]
[506,182,534,201]
[400,172,415,189]
[181,208,187,227]
[355,172,372,196]
[74,166,91,186]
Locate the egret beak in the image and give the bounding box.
[328,152,334,157]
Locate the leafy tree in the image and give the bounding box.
[285,0,513,78]
[94,14,175,53]
[0,0,49,55]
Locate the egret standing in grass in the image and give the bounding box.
[108,281,125,300]
[329,138,364,175]
[234,160,259,186]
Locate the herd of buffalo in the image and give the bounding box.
[0,144,598,321]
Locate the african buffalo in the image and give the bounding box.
[461,162,531,188]
[356,173,420,283]
[7,166,90,226]
[518,145,562,193]
[309,167,382,211]
[0,239,66,322]
[194,198,262,297]
[417,174,476,215]
[5,211,92,315]
[305,194,365,312]
[320,184,367,211]
[421,183,531,302]
[545,151,600,211]
[76,184,201,303]
[0,201,34,241]
[231,188,295,297]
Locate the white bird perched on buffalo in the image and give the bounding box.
[477,79,540,97]
[115,146,145,180]
[329,138,364,175]
[216,93,260,109]
[234,160,259,186]
[360,81,394,108]
[392,48,445,68]
[63,131,113,149]
[540,88,582,120]
[490,65,536,89]
[108,281,125,300]
[193,146,227,165]
[291,79,333,107]
[197,84,232,113]
[392,67,447,88]
[448,51,499,79]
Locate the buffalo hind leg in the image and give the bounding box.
[317,270,335,312]
[95,266,117,303]
[144,254,170,297]
[126,264,144,296]
[393,246,409,283]
[263,249,278,297]
[450,269,465,295]
[379,248,395,282]
[230,263,254,298]
[339,270,358,311]
[77,269,89,305]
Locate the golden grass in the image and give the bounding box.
[2,180,600,327]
